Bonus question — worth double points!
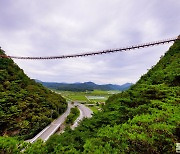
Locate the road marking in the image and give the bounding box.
[28,125,51,143]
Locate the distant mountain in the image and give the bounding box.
[35,81,133,91]
[35,36,179,153]
[2,39,180,153]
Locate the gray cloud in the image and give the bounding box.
[0,0,179,84]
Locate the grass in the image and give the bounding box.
[88,106,99,114]
[55,90,120,102]
[52,89,121,113]
[67,94,88,102]
[65,107,80,125]
[89,90,110,95]
[53,90,89,102]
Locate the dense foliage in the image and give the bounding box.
[65,106,80,125]
[0,49,67,139]
[0,39,179,153]
[44,39,180,153]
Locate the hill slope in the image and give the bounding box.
[42,39,180,153]
[1,39,180,153]
[37,81,133,91]
[0,49,67,139]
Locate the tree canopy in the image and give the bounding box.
[0,39,180,153]
[0,49,67,140]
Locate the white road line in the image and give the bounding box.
[27,103,72,142]
[44,122,62,141]
[71,102,93,130]
[71,108,83,130]
[28,125,51,143]
[26,102,92,143]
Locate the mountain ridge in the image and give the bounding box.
[0,38,180,153]
[35,80,133,91]
[40,39,180,153]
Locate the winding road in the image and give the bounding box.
[28,102,92,143]
[71,102,93,130]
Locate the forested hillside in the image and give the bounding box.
[37,81,133,91]
[0,49,67,139]
[0,39,179,153]
[41,39,179,153]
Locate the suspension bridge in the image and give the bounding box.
[0,36,180,60]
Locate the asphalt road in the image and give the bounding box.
[71,102,93,129]
[28,102,93,142]
[29,103,73,142]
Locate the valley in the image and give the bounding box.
[52,90,121,113]
[0,38,179,153]
[28,102,93,142]
[1,0,180,153]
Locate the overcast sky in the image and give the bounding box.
[0,0,179,84]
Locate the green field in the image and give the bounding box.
[52,90,121,113]
[54,90,121,103]
[55,91,88,102]
[88,106,99,114]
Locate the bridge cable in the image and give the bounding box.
[0,36,179,60]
